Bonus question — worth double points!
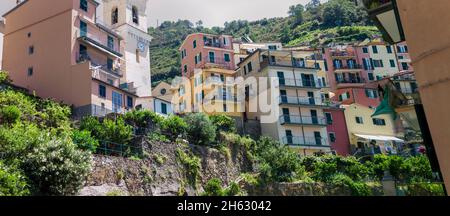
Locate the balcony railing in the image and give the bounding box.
[78,31,121,56]
[203,38,228,49]
[336,78,366,84]
[278,78,326,88]
[200,56,235,70]
[330,51,356,58]
[282,136,329,147]
[279,96,326,107]
[334,64,363,70]
[279,115,327,126]
[77,53,122,77]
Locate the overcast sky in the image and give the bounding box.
[1,0,312,27]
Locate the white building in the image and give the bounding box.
[233,39,282,68]
[102,0,153,109]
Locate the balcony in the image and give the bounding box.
[261,59,319,70]
[336,78,366,88]
[77,53,122,77]
[279,96,328,107]
[334,64,363,72]
[279,115,327,127]
[282,136,330,148]
[278,78,326,89]
[78,31,122,57]
[205,94,241,103]
[200,56,235,71]
[330,51,356,59]
[203,36,228,49]
[203,76,235,87]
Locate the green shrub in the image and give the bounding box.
[0,71,10,84]
[79,116,103,138]
[161,115,187,141]
[0,123,44,163]
[405,183,445,196]
[176,148,201,187]
[210,114,236,133]
[0,90,37,121]
[330,174,372,196]
[100,118,133,144]
[184,113,216,145]
[0,105,22,125]
[23,137,91,195]
[367,154,390,181]
[36,99,71,129]
[202,178,225,196]
[71,130,99,152]
[224,182,241,196]
[147,132,170,143]
[124,110,163,128]
[0,162,30,196]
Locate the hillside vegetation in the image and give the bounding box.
[149,0,381,85]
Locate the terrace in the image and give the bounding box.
[259,50,320,71]
[282,136,330,147]
[279,115,327,127]
[279,96,328,107]
[278,78,326,89]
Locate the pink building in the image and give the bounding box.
[180,33,235,77]
[2,0,141,117]
[324,107,351,156]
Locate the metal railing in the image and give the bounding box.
[330,51,357,57]
[95,140,142,158]
[279,115,327,126]
[78,29,121,54]
[336,78,366,84]
[200,56,235,70]
[282,136,329,147]
[278,78,326,88]
[262,59,318,70]
[76,53,122,77]
[334,64,363,70]
[279,96,325,106]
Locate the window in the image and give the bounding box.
[107,36,114,50]
[99,85,106,98]
[373,118,386,126]
[243,65,247,75]
[363,47,368,53]
[107,58,113,70]
[107,79,114,85]
[325,113,333,125]
[355,117,364,124]
[368,73,374,81]
[127,96,133,108]
[27,67,33,77]
[193,40,197,48]
[136,49,140,63]
[390,59,396,68]
[194,56,198,65]
[27,32,32,38]
[402,62,409,70]
[338,92,351,101]
[112,7,118,24]
[324,61,329,71]
[373,59,384,68]
[161,103,168,114]
[372,46,378,54]
[112,91,123,113]
[223,37,227,45]
[247,62,253,72]
[223,104,228,112]
[329,133,336,143]
[132,6,139,24]
[386,46,392,53]
[224,53,230,62]
[184,65,188,74]
[209,52,215,63]
[365,89,378,99]
[80,0,88,11]
[80,21,87,37]
[268,45,277,50]
[28,46,34,55]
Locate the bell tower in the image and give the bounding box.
[102,0,153,104]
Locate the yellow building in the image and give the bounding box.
[239,49,332,156]
[343,103,404,155]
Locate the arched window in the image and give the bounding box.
[132,6,139,24]
[112,7,118,24]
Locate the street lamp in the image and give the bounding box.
[363,0,406,44]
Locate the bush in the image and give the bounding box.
[0,123,44,163]
[0,71,10,84]
[71,130,99,152]
[176,148,201,187]
[203,178,225,196]
[330,174,372,196]
[124,110,163,128]
[0,90,37,121]
[161,115,187,141]
[79,116,103,138]
[184,113,216,146]
[210,114,236,133]
[100,118,133,144]
[0,162,30,196]
[23,137,91,195]
[0,105,22,125]
[36,99,71,129]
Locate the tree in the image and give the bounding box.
[304,0,323,22]
[322,0,368,27]
[196,20,204,29]
[288,4,305,26]
[184,113,216,146]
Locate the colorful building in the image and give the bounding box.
[2,0,152,117]
[324,107,351,156]
[0,18,4,69]
[151,81,174,116]
[174,33,243,120]
[232,40,282,68]
[239,49,332,156]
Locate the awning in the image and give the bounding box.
[354,134,404,142]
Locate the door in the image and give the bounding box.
[286,130,293,145]
[79,44,88,61]
[277,72,285,86]
[112,91,123,113]
[302,74,315,87]
[209,52,215,63]
[282,108,290,123]
[308,92,315,105]
[314,132,322,145]
[280,90,287,103]
[107,58,113,70]
[310,110,318,124]
[80,21,87,37]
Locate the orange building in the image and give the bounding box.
[2,0,152,117]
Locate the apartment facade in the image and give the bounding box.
[0,18,4,69]
[233,40,282,68]
[239,49,332,156]
[2,0,152,117]
[324,107,351,156]
[174,33,243,120]
[151,81,174,116]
